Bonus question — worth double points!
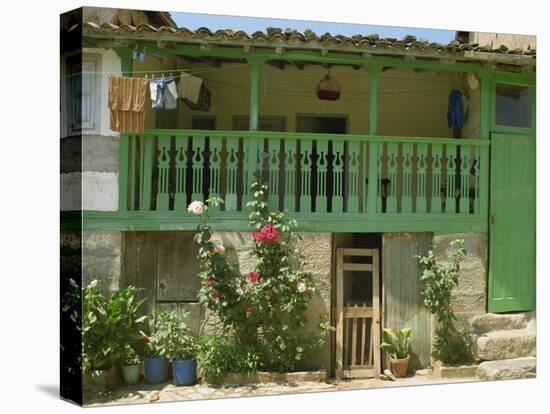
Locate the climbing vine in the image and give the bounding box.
[416,239,473,365]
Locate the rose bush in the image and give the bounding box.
[191,181,333,372]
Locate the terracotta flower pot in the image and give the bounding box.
[390,355,410,378]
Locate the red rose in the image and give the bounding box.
[143,335,149,342]
[208,276,216,282]
[212,290,220,298]
[247,306,254,313]
[249,271,259,283]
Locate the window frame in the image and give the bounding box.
[490,75,536,135]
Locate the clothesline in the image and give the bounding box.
[61,64,245,79]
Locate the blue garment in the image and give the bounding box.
[150,77,178,110]
[447,89,464,128]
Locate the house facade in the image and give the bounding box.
[61,7,536,384]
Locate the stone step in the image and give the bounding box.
[470,313,527,334]
[477,357,536,380]
[476,329,536,361]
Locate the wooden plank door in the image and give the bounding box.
[488,133,536,312]
[336,248,380,379]
[382,233,432,369]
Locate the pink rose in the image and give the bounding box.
[248,271,259,283]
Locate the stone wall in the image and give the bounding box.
[82,231,123,296]
[432,233,488,331]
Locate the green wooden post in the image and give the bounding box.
[115,48,133,212]
[118,133,129,211]
[139,135,154,211]
[478,72,491,218]
[114,47,133,77]
[247,61,262,195]
[367,67,381,214]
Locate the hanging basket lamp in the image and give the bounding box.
[316,71,342,101]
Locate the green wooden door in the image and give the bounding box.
[488,133,535,312]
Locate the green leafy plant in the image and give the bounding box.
[416,239,473,365]
[380,328,412,360]
[65,280,147,371]
[141,309,197,360]
[122,344,141,366]
[190,180,333,373]
[197,336,260,382]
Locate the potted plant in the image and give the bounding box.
[380,327,412,378]
[141,310,172,383]
[121,344,141,384]
[165,310,198,386]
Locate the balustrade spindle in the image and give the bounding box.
[386,143,398,213]
[401,143,413,213]
[431,145,443,213]
[174,136,188,211]
[225,137,239,211]
[268,139,281,211]
[459,146,471,214]
[316,140,329,213]
[209,137,222,211]
[191,136,205,201]
[347,141,360,213]
[300,140,313,212]
[416,143,428,213]
[156,136,171,211]
[283,139,297,212]
[445,144,457,213]
[332,141,345,213]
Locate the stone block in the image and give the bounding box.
[471,313,527,334]
[477,357,536,380]
[476,329,536,361]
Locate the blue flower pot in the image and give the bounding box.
[172,359,197,386]
[144,357,169,383]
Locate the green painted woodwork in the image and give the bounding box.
[191,136,205,201]
[367,70,380,214]
[332,140,344,213]
[72,210,487,233]
[114,47,133,77]
[101,40,535,79]
[283,139,297,212]
[139,136,154,210]
[488,133,536,312]
[316,140,328,213]
[246,62,261,201]
[347,141,360,213]
[208,136,223,212]
[300,139,313,212]
[267,138,281,211]
[174,136,188,211]
[156,135,171,211]
[401,142,413,213]
[116,130,489,233]
[118,133,129,211]
[431,144,443,213]
[416,143,428,213]
[444,144,456,214]
[225,137,239,211]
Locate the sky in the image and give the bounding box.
[172,12,456,44]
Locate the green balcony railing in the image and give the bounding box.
[118,129,489,232]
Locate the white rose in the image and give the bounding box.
[187,200,205,215]
[297,282,307,293]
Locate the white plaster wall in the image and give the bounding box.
[470,33,536,51]
[61,171,118,211]
[60,48,121,139]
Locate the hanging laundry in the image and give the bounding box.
[447,89,465,128]
[108,75,148,133]
[178,73,203,104]
[150,77,178,110]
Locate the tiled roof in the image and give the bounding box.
[77,22,536,63]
